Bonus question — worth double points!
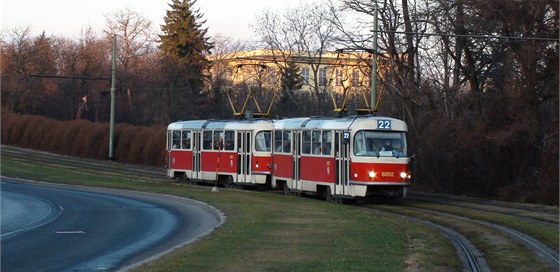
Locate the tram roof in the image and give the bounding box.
[274,116,407,131]
[167,119,274,130]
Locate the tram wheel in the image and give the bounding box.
[325,187,334,202]
[283,183,291,196]
[224,176,234,188]
[178,173,187,183]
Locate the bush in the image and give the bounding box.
[1,109,165,167]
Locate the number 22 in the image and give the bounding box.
[377,120,391,129]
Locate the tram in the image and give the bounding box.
[272,115,412,201]
[166,119,273,187]
[166,115,412,201]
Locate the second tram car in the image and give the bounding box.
[166,115,412,201]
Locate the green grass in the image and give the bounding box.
[1,155,457,271]
[405,201,559,252]
[375,204,556,272]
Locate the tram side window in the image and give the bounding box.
[203,131,213,150]
[274,130,283,152]
[302,131,311,154]
[181,131,191,149]
[214,130,224,150]
[255,131,272,152]
[321,131,332,155]
[172,131,181,149]
[312,131,321,154]
[224,131,235,151]
[282,130,291,153]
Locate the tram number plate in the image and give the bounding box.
[342,131,350,144]
[377,120,391,129]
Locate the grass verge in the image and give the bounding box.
[0,154,458,271]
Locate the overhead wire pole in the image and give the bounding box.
[371,0,378,114]
[109,34,117,160]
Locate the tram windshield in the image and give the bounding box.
[255,130,272,152]
[353,130,407,157]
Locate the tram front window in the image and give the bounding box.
[353,131,407,157]
[255,131,272,152]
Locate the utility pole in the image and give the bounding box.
[371,0,378,114]
[109,34,117,159]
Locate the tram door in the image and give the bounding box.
[291,131,302,191]
[166,131,172,173]
[191,131,201,180]
[237,131,252,183]
[334,131,350,196]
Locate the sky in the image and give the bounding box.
[1,0,309,40]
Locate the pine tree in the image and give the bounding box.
[159,0,213,120]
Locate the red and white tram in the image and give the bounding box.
[272,116,412,201]
[166,115,412,201]
[166,119,273,187]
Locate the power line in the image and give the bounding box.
[27,74,111,81]
[373,29,559,42]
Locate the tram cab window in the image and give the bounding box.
[354,131,407,157]
[181,131,191,149]
[255,131,272,152]
[172,131,181,149]
[224,131,235,151]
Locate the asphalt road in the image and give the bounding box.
[1,177,224,272]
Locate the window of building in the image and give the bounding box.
[268,69,276,84]
[352,69,361,87]
[335,69,343,86]
[302,67,310,85]
[319,68,327,86]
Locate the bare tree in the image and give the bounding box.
[105,8,156,121]
[1,26,33,112]
[253,0,341,116]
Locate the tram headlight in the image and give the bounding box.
[368,171,376,178]
[400,172,411,179]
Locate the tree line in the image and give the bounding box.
[1,0,558,204]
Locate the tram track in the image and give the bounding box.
[364,201,559,272]
[367,206,490,272]
[408,193,559,227]
[1,145,165,180]
[408,206,559,269]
